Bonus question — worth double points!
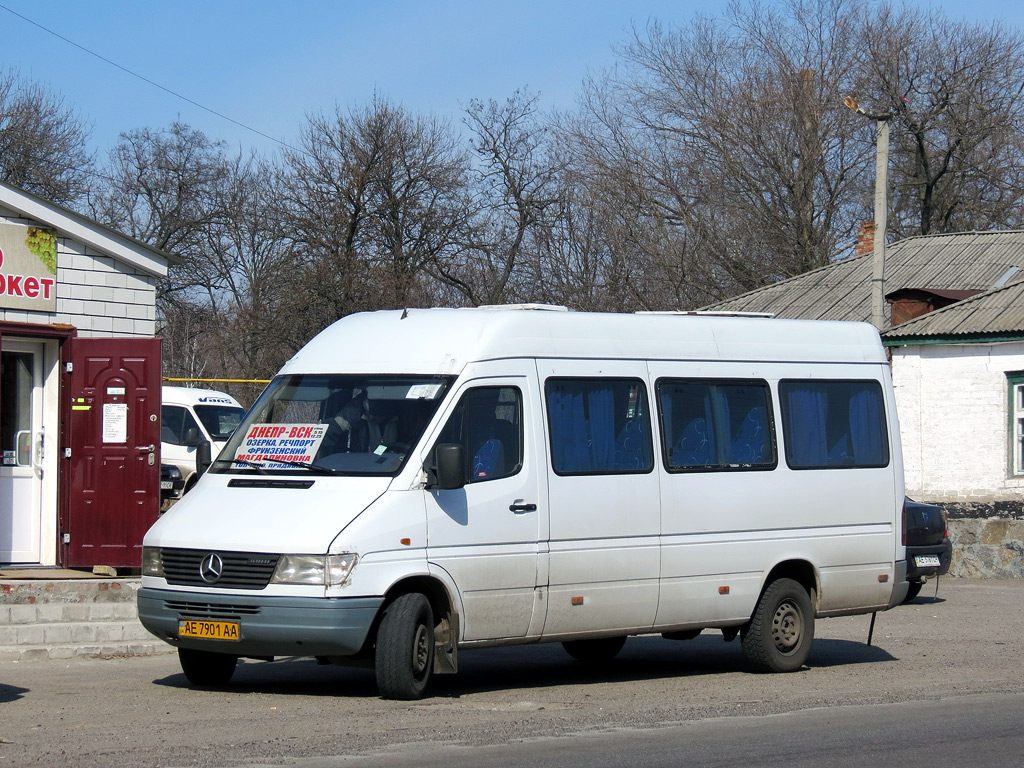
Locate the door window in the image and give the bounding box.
[1,351,34,466]
[161,405,202,446]
[436,386,523,482]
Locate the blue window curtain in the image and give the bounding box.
[849,385,885,464]
[548,379,651,474]
[784,385,828,467]
[547,386,588,472]
[588,386,615,469]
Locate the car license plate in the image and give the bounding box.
[160,481,173,490]
[178,620,240,641]
[915,554,941,567]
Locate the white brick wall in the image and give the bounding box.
[0,221,158,337]
[891,342,1024,502]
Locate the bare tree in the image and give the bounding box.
[439,91,562,305]
[0,69,93,203]
[92,123,244,377]
[854,5,1024,236]
[92,123,233,301]
[561,0,870,308]
[278,97,470,339]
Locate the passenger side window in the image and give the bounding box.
[545,378,653,475]
[779,380,889,469]
[436,387,523,483]
[161,405,201,446]
[659,379,776,471]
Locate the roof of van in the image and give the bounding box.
[161,385,244,409]
[279,307,887,377]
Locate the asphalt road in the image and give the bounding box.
[1,578,1022,768]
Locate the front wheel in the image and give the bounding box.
[741,578,814,672]
[178,648,238,686]
[375,593,435,700]
[562,636,627,663]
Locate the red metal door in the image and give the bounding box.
[63,337,161,568]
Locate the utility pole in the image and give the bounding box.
[844,97,892,331]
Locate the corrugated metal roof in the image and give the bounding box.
[882,275,1024,340]
[704,230,1024,331]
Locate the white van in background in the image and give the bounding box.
[139,307,907,699]
[160,386,246,498]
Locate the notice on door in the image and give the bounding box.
[102,403,128,444]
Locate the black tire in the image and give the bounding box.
[562,636,627,663]
[375,593,435,700]
[178,648,238,686]
[741,578,814,672]
[904,581,923,603]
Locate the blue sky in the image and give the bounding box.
[2,0,1024,160]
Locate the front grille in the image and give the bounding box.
[161,548,280,590]
[164,599,262,620]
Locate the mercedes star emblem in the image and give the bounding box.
[199,553,224,583]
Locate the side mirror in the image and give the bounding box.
[426,443,466,490]
[195,440,212,479]
[183,427,201,446]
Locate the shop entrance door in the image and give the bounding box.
[0,340,45,563]
[64,337,161,568]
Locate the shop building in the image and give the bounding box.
[0,180,169,569]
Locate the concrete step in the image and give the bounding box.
[0,577,176,662]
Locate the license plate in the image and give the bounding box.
[178,620,240,641]
[915,554,941,567]
[160,481,173,490]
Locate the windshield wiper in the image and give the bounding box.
[266,458,335,473]
[223,458,268,474]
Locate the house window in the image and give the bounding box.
[1007,373,1024,475]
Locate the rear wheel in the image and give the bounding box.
[741,578,814,672]
[562,636,627,663]
[903,581,923,603]
[178,648,238,686]
[375,593,435,700]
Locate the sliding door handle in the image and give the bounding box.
[509,502,537,513]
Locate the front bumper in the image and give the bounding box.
[137,587,384,658]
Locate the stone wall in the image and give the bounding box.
[945,502,1024,579]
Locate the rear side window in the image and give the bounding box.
[545,378,653,475]
[779,380,889,469]
[658,379,776,471]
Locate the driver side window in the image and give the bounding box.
[161,405,201,446]
[436,386,523,483]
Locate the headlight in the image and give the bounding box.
[141,547,164,577]
[271,554,357,587]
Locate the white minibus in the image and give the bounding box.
[161,386,246,498]
[139,306,907,699]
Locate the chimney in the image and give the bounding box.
[855,221,875,258]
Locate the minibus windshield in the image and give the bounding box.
[193,404,245,441]
[211,374,452,476]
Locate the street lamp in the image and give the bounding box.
[844,96,893,331]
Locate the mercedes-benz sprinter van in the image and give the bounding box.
[139,307,907,699]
